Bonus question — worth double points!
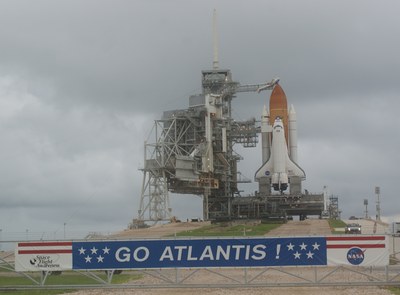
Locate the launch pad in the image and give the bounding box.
[134,11,327,225]
[232,194,325,221]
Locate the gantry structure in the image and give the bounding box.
[137,68,277,223]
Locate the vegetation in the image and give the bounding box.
[387,287,400,294]
[0,271,141,295]
[328,219,347,234]
[174,222,282,237]
[0,290,71,295]
[328,219,347,228]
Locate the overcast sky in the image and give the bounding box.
[1,0,400,242]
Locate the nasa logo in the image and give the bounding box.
[347,247,365,265]
[265,171,270,176]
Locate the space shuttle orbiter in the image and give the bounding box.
[255,117,305,192]
[255,83,305,194]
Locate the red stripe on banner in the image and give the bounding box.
[18,249,72,254]
[18,242,72,247]
[326,236,385,241]
[327,244,385,249]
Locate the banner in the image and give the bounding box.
[15,241,72,272]
[15,235,389,272]
[326,236,388,266]
[73,237,327,269]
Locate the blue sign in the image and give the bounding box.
[72,237,327,270]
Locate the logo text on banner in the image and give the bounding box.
[15,241,73,272]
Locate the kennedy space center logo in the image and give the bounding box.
[29,255,60,268]
[347,247,365,265]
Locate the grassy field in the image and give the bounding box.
[0,290,71,295]
[174,222,283,237]
[327,219,347,234]
[0,271,141,295]
[388,287,400,294]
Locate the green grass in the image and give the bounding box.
[0,291,72,295]
[174,222,282,237]
[328,219,347,228]
[0,271,142,295]
[0,290,72,295]
[328,219,347,234]
[387,287,400,294]
[0,272,141,285]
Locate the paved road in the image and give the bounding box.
[265,219,332,236]
[342,219,389,234]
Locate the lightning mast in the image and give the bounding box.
[213,9,219,70]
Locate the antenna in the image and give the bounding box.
[212,9,219,70]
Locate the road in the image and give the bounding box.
[265,219,331,236]
[342,219,389,235]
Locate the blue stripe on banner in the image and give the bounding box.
[72,237,327,270]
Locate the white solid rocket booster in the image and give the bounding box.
[288,104,298,163]
[261,105,272,163]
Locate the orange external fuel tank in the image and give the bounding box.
[269,84,289,145]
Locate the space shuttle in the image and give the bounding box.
[255,83,305,194]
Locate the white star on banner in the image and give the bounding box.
[97,255,104,263]
[294,251,301,259]
[78,247,86,255]
[90,247,98,255]
[306,251,314,259]
[299,242,307,251]
[312,242,320,251]
[85,255,92,263]
[287,243,295,251]
[103,246,110,255]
